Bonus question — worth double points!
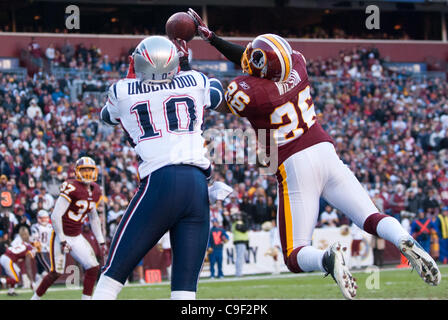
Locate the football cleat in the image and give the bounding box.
[399,237,441,286]
[322,242,357,300]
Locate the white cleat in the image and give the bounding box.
[399,237,441,286]
[322,242,357,300]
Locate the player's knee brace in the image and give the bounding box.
[284,246,305,273]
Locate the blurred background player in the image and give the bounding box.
[0,227,36,296]
[31,156,107,300]
[30,209,53,286]
[188,8,441,299]
[93,35,225,300]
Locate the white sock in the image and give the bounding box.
[297,246,326,272]
[92,275,124,300]
[376,216,410,247]
[31,293,41,300]
[81,294,92,300]
[171,290,196,300]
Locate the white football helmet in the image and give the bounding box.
[133,36,179,83]
[37,210,50,226]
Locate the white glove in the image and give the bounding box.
[208,181,234,204]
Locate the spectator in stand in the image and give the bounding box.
[28,37,43,68]
[422,188,441,215]
[389,184,407,221]
[319,205,340,228]
[45,43,56,66]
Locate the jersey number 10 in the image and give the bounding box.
[131,96,197,141]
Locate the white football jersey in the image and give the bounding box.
[103,70,212,179]
[30,223,53,253]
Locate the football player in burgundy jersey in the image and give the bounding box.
[0,227,36,296]
[31,157,107,300]
[188,9,441,298]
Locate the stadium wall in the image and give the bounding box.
[0,32,447,64]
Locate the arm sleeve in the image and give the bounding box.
[207,78,224,110]
[50,196,71,243]
[100,83,120,126]
[209,34,246,65]
[88,207,105,244]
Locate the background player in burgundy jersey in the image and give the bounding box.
[0,227,36,296]
[31,156,107,300]
[188,9,441,299]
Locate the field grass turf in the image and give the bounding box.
[1,265,447,301]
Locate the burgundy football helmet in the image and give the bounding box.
[241,34,293,82]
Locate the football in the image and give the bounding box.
[165,12,197,42]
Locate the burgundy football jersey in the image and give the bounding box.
[5,242,34,263]
[58,179,102,237]
[225,51,333,166]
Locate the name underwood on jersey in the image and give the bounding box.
[103,70,212,179]
[127,74,198,95]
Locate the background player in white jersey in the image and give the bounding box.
[93,36,225,300]
[31,157,107,300]
[30,210,53,285]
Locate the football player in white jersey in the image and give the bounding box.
[30,210,53,285]
[93,36,226,300]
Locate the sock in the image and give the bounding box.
[6,278,17,287]
[36,272,59,297]
[83,266,100,296]
[376,216,410,247]
[31,292,41,300]
[92,275,124,300]
[296,246,326,272]
[82,294,92,300]
[171,291,196,300]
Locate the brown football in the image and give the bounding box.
[165,12,197,42]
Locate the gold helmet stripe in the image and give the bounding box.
[262,34,292,82]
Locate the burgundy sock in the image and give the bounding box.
[363,213,389,237]
[36,272,60,297]
[83,266,100,296]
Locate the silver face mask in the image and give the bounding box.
[133,36,180,83]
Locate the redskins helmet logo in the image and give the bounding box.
[250,49,267,70]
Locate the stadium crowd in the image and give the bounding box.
[0,40,448,266]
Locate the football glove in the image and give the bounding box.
[187,8,214,42]
[61,241,71,254]
[171,38,189,61]
[126,55,136,79]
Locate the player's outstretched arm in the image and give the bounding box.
[187,8,245,65]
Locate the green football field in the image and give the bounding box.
[1,265,447,300]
